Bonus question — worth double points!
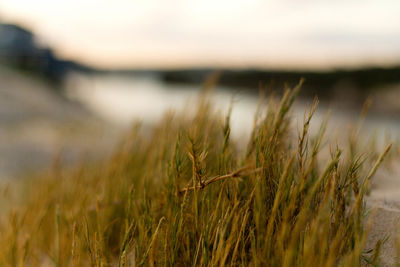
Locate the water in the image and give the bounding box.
[65,72,400,145]
[65,73,262,139]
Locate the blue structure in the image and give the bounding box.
[0,23,37,68]
[0,23,87,84]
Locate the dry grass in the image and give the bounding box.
[0,81,392,266]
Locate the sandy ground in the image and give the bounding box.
[0,66,118,179]
[364,162,400,266]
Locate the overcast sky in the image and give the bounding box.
[0,0,399,69]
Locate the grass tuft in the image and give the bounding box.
[0,81,391,266]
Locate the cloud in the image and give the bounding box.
[1,0,400,68]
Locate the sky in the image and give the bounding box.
[0,0,400,69]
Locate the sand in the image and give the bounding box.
[364,163,400,266]
[0,66,118,179]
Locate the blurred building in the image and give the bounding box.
[0,23,37,68]
[0,23,81,84]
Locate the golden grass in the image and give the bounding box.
[0,81,391,266]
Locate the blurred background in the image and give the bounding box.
[0,0,400,178]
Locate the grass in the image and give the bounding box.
[0,80,392,266]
